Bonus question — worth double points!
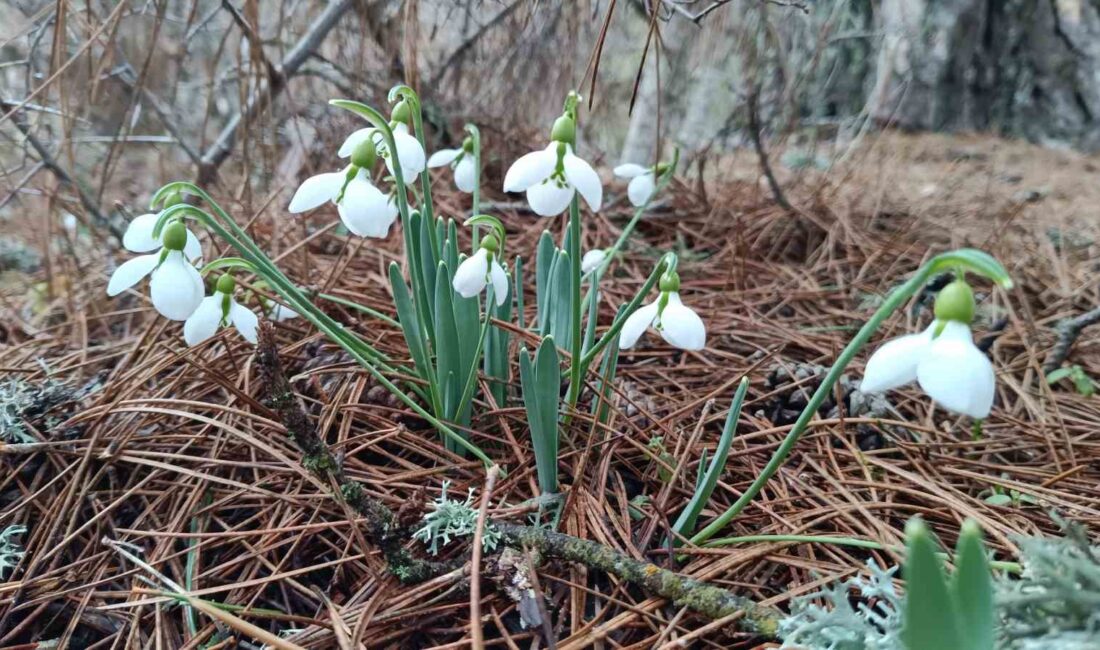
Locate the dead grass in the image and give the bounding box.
[1,129,1100,647]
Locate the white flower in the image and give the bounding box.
[427,148,476,193]
[267,303,299,322]
[288,168,398,238]
[613,163,657,207]
[339,124,425,186]
[107,249,205,321]
[184,290,259,346]
[122,212,202,262]
[581,249,607,274]
[503,143,602,217]
[452,248,509,306]
[860,320,995,418]
[619,292,706,351]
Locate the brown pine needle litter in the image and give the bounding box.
[2,134,1100,647]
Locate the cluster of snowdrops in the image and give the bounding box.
[106,86,1005,465]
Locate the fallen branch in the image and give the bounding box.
[254,324,780,637]
[746,88,793,213]
[1044,305,1100,374]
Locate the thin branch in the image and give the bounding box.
[197,0,354,184]
[3,100,123,241]
[1044,306,1100,374]
[746,88,794,213]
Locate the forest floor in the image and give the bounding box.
[1,129,1099,647]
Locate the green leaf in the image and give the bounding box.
[902,518,963,650]
[671,377,748,540]
[388,263,432,387]
[983,493,1013,506]
[928,249,1013,289]
[520,338,561,494]
[1045,367,1073,384]
[950,520,995,650]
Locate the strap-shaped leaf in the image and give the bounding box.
[549,250,572,349]
[902,518,963,650]
[521,338,561,495]
[535,231,555,328]
[671,377,748,540]
[433,262,461,417]
[951,520,995,650]
[388,263,431,380]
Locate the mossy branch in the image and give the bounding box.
[254,324,781,635]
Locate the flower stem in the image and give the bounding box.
[565,196,583,413]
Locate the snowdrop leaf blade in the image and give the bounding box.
[289,172,344,213]
[930,249,1013,289]
[902,518,963,650]
[951,521,995,650]
[563,151,602,211]
[107,254,159,296]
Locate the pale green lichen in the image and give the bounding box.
[412,482,500,555]
[0,525,27,578]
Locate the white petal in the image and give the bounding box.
[183,295,224,346]
[613,163,647,179]
[453,156,476,193]
[490,260,509,307]
[289,172,344,213]
[150,251,204,320]
[337,128,374,158]
[619,301,660,350]
[184,229,202,263]
[657,293,706,351]
[526,179,574,217]
[860,325,935,393]
[503,145,557,192]
[387,126,426,185]
[581,249,607,274]
[627,172,656,207]
[563,148,602,212]
[452,249,489,298]
[269,303,299,322]
[427,148,462,168]
[122,213,161,252]
[917,321,996,418]
[338,173,397,238]
[107,254,159,296]
[229,299,259,344]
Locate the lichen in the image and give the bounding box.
[412,481,500,555]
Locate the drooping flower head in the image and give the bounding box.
[428,136,477,193]
[613,160,670,207]
[861,278,996,418]
[107,218,205,321]
[122,192,203,263]
[620,269,706,351]
[503,92,602,217]
[337,98,426,186]
[452,215,509,307]
[288,136,398,238]
[581,249,607,275]
[184,273,259,346]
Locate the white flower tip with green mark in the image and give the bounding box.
[453,248,509,306]
[504,143,602,216]
[619,292,705,351]
[184,291,259,346]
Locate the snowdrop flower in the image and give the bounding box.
[613,163,660,207]
[184,274,259,346]
[427,137,476,193]
[860,279,995,418]
[581,249,607,274]
[267,303,299,322]
[288,139,398,238]
[619,271,706,351]
[453,234,508,306]
[107,220,205,321]
[503,113,602,217]
[337,100,425,186]
[122,209,202,262]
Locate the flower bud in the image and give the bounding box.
[462,136,475,153]
[162,221,188,251]
[390,99,412,126]
[659,270,680,293]
[551,115,576,144]
[216,273,236,295]
[933,278,976,324]
[350,139,377,169]
[480,233,500,253]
